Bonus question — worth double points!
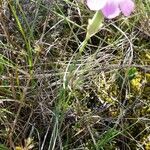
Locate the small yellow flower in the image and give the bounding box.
[130,74,142,92]
[15,146,23,150]
[15,137,34,150]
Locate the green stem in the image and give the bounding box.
[79,37,89,53]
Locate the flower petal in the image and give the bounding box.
[87,0,107,11]
[101,0,120,19]
[119,0,134,16]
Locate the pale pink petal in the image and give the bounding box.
[87,0,107,11]
[119,0,134,16]
[101,1,121,19]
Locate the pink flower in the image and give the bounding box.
[87,0,135,19]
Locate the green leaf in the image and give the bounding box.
[128,67,137,80]
[79,11,103,53]
[86,11,104,39]
[0,63,4,74]
[97,128,119,149]
[0,144,10,150]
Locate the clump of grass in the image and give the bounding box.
[0,0,150,149]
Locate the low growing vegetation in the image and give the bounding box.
[0,0,150,149]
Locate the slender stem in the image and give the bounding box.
[79,37,89,53]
